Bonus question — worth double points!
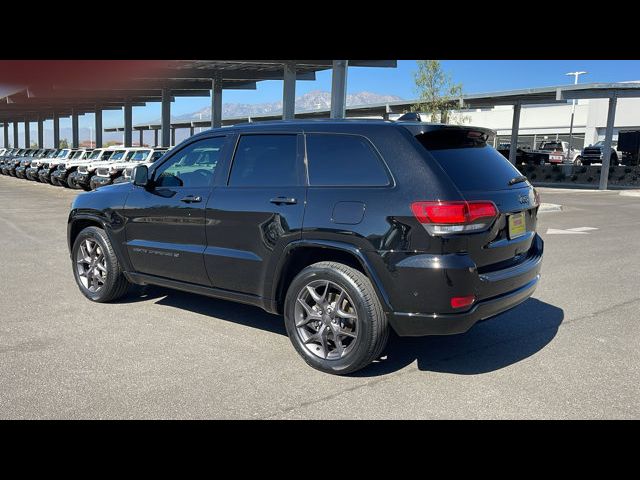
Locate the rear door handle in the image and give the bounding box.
[180,195,202,203]
[270,196,297,205]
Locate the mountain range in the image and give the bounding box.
[173,90,403,122]
[7,91,403,146]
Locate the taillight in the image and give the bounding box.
[411,201,498,235]
[451,295,476,309]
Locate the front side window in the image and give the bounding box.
[305,134,390,187]
[228,134,298,187]
[154,137,225,188]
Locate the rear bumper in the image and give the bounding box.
[387,234,543,336]
[390,275,539,336]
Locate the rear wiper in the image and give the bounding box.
[508,175,528,186]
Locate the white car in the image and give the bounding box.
[73,147,126,190]
[51,149,93,186]
[92,148,168,188]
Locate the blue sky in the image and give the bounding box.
[77,60,640,130]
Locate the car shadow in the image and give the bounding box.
[354,298,564,377]
[125,288,562,377]
[152,288,287,336]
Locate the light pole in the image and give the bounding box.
[565,71,587,162]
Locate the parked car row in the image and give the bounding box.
[0,146,169,190]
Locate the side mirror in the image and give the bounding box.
[133,164,149,187]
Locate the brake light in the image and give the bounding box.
[451,295,476,309]
[411,201,498,235]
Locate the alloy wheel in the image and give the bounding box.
[76,238,107,293]
[294,280,359,360]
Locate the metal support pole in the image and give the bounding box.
[211,78,222,129]
[190,125,195,137]
[599,94,618,191]
[282,62,296,120]
[24,119,30,147]
[509,102,522,165]
[13,122,19,147]
[95,107,103,148]
[3,122,8,148]
[139,129,144,147]
[37,115,44,147]
[161,88,171,148]
[171,127,176,146]
[53,112,60,148]
[154,128,158,147]
[532,134,537,149]
[330,60,349,119]
[71,110,79,148]
[382,104,391,120]
[124,99,132,147]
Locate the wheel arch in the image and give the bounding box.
[270,240,391,315]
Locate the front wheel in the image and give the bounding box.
[574,156,583,166]
[72,226,131,302]
[284,261,389,375]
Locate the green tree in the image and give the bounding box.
[413,60,467,124]
[30,142,39,148]
[59,138,70,148]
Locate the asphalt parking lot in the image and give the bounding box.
[0,177,639,419]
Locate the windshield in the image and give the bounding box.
[56,149,70,158]
[88,149,103,160]
[109,150,126,161]
[71,151,84,159]
[125,151,139,161]
[541,142,562,150]
[46,150,58,158]
[129,150,150,161]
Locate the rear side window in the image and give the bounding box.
[229,134,298,187]
[306,134,389,186]
[415,129,523,191]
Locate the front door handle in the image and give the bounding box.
[180,195,202,203]
[270,196,297,205]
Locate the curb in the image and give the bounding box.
[538,203,563,213]
[619,190,640,197]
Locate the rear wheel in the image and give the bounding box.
[574,156,583,166]
[72,226,131,303]
[284,261,389,375]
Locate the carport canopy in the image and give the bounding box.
[0,60,396,149]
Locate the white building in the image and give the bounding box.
[391,92,640,150]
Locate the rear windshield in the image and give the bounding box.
[415,129,523,191]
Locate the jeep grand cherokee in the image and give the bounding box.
[67,120,543,375]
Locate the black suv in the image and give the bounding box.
[67,120,543,375]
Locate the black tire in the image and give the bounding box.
[610,154,619,166]
[284,261,389,375]
[71,226,131,303]
[574,156,583,166]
